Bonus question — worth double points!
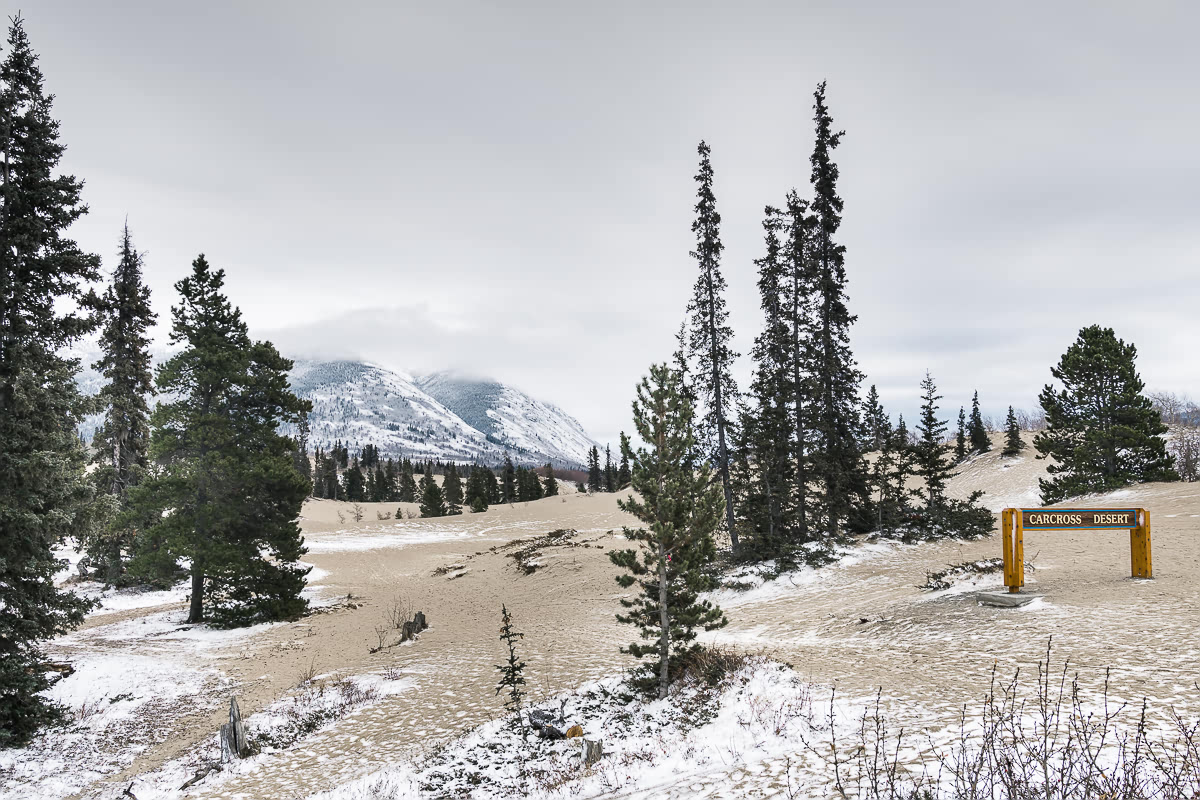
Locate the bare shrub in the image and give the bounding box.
[352,503,364,523]
[369,625,390,654]
[336,510,346,524]
[376,510,392,521]
[1168,425,1200,482]
[799,639,1200,798]
[248,674,381,752]
[387,595,413,630]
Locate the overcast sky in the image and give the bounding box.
[34,1,1200,446]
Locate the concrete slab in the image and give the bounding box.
[976,591,1042,608]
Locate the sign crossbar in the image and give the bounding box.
[1001,507,1151,593]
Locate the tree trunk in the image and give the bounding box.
[707,281,738,550]
[187,560,203,623]
[657,541,670,700]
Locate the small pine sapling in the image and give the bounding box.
[495,604,527,739]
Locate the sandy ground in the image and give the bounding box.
[12,436,1200,799]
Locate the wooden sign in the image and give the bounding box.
[1020,508,1140,529]
[1001,507,1151,593]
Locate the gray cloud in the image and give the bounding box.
[29,0,1200,444]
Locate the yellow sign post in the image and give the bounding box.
[1001,507,1151,593]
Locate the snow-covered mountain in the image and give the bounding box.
[71,345,596,468]
[416,371,597,468]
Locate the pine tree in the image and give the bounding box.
[587,445,602,492]
[685,141,740,550]
[804,83,864,540]
[914,371,954,509]
[542,464,559,496]
[293,412,312,495]
[955,407,967,463]
[442,462,463,514]
[485,465,501,504]
[495,604,527,738]
[501,455,517,502]
[609,364,726,699]
[968,391,990,453]
[128,255,311,628]
[1002,405,1024,457]
[0,16,103,744]
[419,470,447,517]
[383,458,398,502]
[398,458,418,503]
[603,444,616,492]
[465,466,490,512]
[617,433,632,488]
[741,205,797,558]
[1035,326,1176,503]
[784,190,815,542]
[343,457,365,502]
[88,223,157,584]
[861,384,888,452]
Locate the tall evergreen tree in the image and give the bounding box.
[603,444,616,492]
[542,464,558,496]
[418,469,447,518]
[783,190,815,541]
[741,205,797,557]
[398,458,418,503]
[293,412,312,495]
[610,364,726,699]
[485,465,501,504]
[861,384,888,452]
[0,16,102,744]
[968,391,990,453]
[129,256,311,627]
[442,462,463,514]
[343,457,365,502]
[88,223,157,583]
[804,83,864,539]
[914,371,954,509]
[1002,405,1024,458]
[616,432,632,488]
[495,455,512,502]
[685,141,740,549]
[465,465,490,512]
[1035,326,1176,503]
[586,445,602,492]
[955,407,967,463]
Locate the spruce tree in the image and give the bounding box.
[968,391,990,453]
[495,604,527,738]
[616,433,632,488]
[542,464,559,496]
[485,465,501,504]
[442,462,463,514]
[586,445,602,492]
[501,455,517,502]
[603,444,616,492]
[129,255,311,627]
[783,190,815,542]
[955,407,967,463]
[398,458,418,503]
[1002,405,1024,457]
[804,83,864,539]
[343,457,365,502]
[914,371,954,509]
[609,364,726,699]
[0,16,102,744]
[861,384,888,452]
[293,412,312,495]
[465,465,490,512]
[88,223,157,584]
[1035,325,1176,503]
[684,141,740,549]
[418,470,447,517]
[742,205,797,558]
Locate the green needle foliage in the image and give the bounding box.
[127,255,312,627]
[610,363,726,699]
[1035,325,1176,503]
[495,604,527,738]
[0,15,103,745]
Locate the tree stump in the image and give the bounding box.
[413,611,427,631]
[218,696,249,762]
[581,738,604,767]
